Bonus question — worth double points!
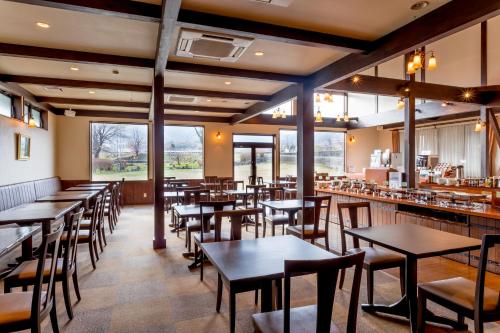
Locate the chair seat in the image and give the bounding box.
[418,277,500,313]
[80,220,92,229]
[252,305,340,333]
[186,219,215,230]
[286,224,326,238]
[193,231,230,244]
[264,214,289,225]
[62,229,91,242]
[5,259,64,281]
[346,247,405,268]
[0,291,46,326]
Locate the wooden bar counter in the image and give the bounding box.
[315,188,500,274]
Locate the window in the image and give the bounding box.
[0,92,12,118]
[314,93,344,118]
[31,109,42,128]
[91,123,148,181]
[165,125,204,179]
[279,130,345,177]
[23,104,30,123]
[347,93,376,117]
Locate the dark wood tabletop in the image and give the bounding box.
[201,235,336,284]
[173,204,232,218]
[76,183,109,187]
[65,186,106,191]
[223,190,258,196]
[264,180,296,186]
[258,199,313,211]
[0,225,41,258]
[0,201,81,225]
[37,192,96,202]
[344,224,482,259]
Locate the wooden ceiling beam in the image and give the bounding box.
[37,97,149,108]
[230,84,299,124]
[166,61,304,83]
[0,43,154,68]
[2,0,161,22]
[307,0,500,89]
[53,108,149,119]
[176,9,370,53]
[164,87,270,102]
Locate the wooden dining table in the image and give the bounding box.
[0,225,41,260]
[0,201,81,235]
[201,235,336,333]
[264,180,296,187]
[36,191,98,209]
[345,223,483,333]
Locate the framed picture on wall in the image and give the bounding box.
[16,133,31,160]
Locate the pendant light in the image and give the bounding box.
[28,111,36,128]
[412,52,422,69]
[314,93,321,103]
[427,52,437,70]
[397,97,405,109]
[272,109,278,119]
[315,106,323,123]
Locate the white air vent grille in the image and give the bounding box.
[249,0,294,7]
[44,86,63,92]
[168,95,197,104]
[176,29,253,63]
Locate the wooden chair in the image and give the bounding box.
[4,209,84,320]
[249,176,264,185]
[0,223,64,333]
[252,251,365,333]
[337,201,406,305]
[193,200,237,281]
[261,187,288,237]
[184,189,211,250]
[171,186,201,232]
[211,208,263,333]
[286,195,331,250]
[78,194,104,269]
[417,234,500,333]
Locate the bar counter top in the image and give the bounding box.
[315,188,500,220]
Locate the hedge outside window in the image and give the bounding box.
[164,125,204,179]
[91,123,148,181]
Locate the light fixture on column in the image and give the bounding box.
[474,119,485,132]
[315,106,323,123]
[215,131,222,140]
[272,108,278,119]
[336,114,341,122]
[397,97,405,109]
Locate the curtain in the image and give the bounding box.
[438,125,465,167]
[464,124,481,177]
[416,128,438,155]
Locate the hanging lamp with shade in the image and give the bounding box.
[406,49,438,75]
[315,106,323,123]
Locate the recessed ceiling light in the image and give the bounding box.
[224,81,232,85]
[89,90,96,94]
[70,66,80,71]
[410,1,429,10]
[207,99,212,102]
[36,22,50,29]
[254,51,265,56]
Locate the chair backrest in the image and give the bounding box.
[248,176,264,185]
[337,202,372,252]
[475,234,500,315]
[246,184,266,208]
[63,208,84,273]
[199,200,237,237]
[32,223,64,321]
[205,176,218,183]
[184,189,210,204]
[261,187,284,201]
[283,251,365,333]
[214,208,262,241]
[90,194,104,235]
[301,196,331,236]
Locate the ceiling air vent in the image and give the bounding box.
[249,0,294,7]
[44,86,63,93]
[176,29,253,63]
[167,95,197,104]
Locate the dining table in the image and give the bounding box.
[0,201,81,235]
[36,191,98,209]
[201,235,337,333]
[259,199,314,226]
[264,180,296,187]
[0,225,42,260]
[65,185,106,192]
[345,223,483,333]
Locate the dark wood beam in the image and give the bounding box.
[307,0,500,89]
[53,108,148,119]
[381,109,482,129]
[0,75,151,92]
[164,114,230,123]
[2,0,161,22]
[177,9,370,53]
[242,114,351,128]
[231,84,298,124]
[0,43,154,68]
[164,104,244,114]
[164,87,270,102]
[296,83,315,197]
[0,80,51,113]
[153,74,165,249]
[166,61,304,83]
[404,54,416,189]
[37,97,149,108]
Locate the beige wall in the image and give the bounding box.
[0,112,57,186]
[345,127,380,173]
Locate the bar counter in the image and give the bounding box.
[315,188,500,274]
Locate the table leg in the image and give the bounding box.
[406,256,418,333]
[21,236,33,260]
[261,280,279,312]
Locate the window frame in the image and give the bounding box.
[0,91,13,119]
[89,121,150,182]
[232,133,276,181]
[164,124,206,180]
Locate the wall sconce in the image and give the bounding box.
[215,131,222,140]
[474,119,485,132]
[348,135,356,144]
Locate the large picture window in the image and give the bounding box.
[164,125,204,179]
[91,123,148,181]
[279,130,345,177]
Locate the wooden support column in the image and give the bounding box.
[480,106,491,177]
[153,74,166,249]
[296,82,315,197]
[404,54,416,188]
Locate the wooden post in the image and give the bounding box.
[480,106,491,177]
[153,74,166,249]
[404,53,416,188]
[296,82,315,197]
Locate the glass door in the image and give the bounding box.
[255,148,273,183]
[233,147,253,185]
[233,134,275,186]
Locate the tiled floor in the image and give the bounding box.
[29,205,499,332]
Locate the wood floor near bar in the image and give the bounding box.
[22,205,499,333]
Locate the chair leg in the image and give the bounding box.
[367,269,374,304]
[93,240,100,261]
[324,235,329,251]
[50,296,60,333]
[254,290,258,305]
[88,242,97,269]
[262,220,266,238]
[101,226,107,246]
[108,215,114,234]
[216,273,223,312]
[97,227,104,253]
[417,289,426,333]
[200,251,204,282]
[62,276,74,319]
[72,270,81,301]
[272,224,275,237]
[399,265,406,297]
[339,268,346,289]
[474,317,484,333]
